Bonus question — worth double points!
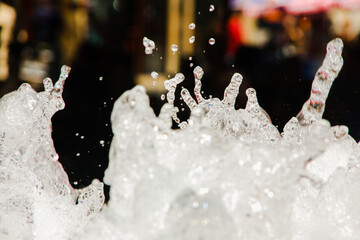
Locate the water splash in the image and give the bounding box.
[74,38,360,240]
[0,66,104,240]
[2,39,360,240]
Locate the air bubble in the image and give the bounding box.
[209,38,216,45]
[189,23,196,30]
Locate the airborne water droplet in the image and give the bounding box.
[99,76,103,81]
[189,23,196,30]
[143,37,156,55]
[209,38,215,45]
[209,5,215,12]
[189,36,195,44]
[161,94,165,100]
[151,71,159,79]
[171,44,178,53]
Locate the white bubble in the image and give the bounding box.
[189,56,193,60]
[99,76,103,81]
[209,38,216,45]
[189,23,196,30]
[209,4,215,12]
[161,94,165,100]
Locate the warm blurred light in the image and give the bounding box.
[229,0,360,15]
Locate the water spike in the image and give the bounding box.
[164,73,185,126]
[193,66,205,103]
[181,88,198,110]
[223,73,243,107]
[51,66,71,111]
[54,65,71,94]
[245,88,260,115]
[282,117,301,142]
[296,38,344,125]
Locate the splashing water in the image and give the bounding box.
[75,38,360,240]
[0,66,104,240]
[2,38,360,240]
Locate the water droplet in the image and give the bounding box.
[161,94,165,100]
[143,37,156,55]
[99,76,103,81]
[189,36,195,44]
[80,136,84,139]
[75,133,79,136]
[209,38,215,45]
[76,153,80,157]
[151,71,158,79]
[209,5,215,12]
[190,63,194,67]
[189,56,192,61]
[73,181,78,185]
[152,81,157,87]
[189,23,196,30]
[171,44,178,52]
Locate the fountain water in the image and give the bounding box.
[1,38,360,240]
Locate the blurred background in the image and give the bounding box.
[1,0,360,196]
